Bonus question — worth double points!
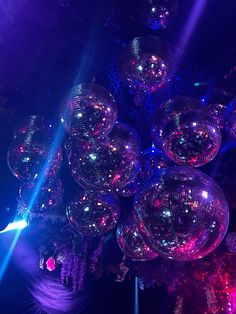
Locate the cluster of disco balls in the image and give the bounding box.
[6,31,233,263]
[60,83,140,236]
[111,33,232,261]
[115,90,230,262]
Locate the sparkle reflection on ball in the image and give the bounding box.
[140,146,172,180]
[117,215,158,261]
[60,83,118,138]
[207,102,227,129]
[152,97,222,167]
[109,122,141,154]
[134,166,229,261]
[139,0,178,30]
[19,178,63,213]
[205,88,233,129]
[66,191,120,237]
[226,113,236,140]
[117,176,142,198]
[65,136,140,191]
[119,36,172,94]
[8,116,62,181]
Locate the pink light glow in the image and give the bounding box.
[112,173,121,184]
[46,257,56,272]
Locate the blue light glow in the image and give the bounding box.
[0,219,27,234]
[0,229,22,281]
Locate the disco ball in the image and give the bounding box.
[133,166,229,261]
[60,82,118,138]
[225,99,236,139]
[226,113,236,140]
[140,146,172,180]
[8,116,63,181]
[117,215,158,261]
[119,36,172,94]
[65,136,140,191]
[109,122,141,154]
[117,176,142,198]
[225,232,236,253]
[19,178,63,213]
[139,0,178,30]
[205,88,233,129]
[207,102,227,129]
[152,97,222,167]
[66,191,120,237]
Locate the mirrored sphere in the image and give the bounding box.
[8,117,63,182]
[109,122,141,154]
[139,0,178,30]
[205,88,233,129]
[225,99,236,139]
[65,136,140,191]
[152,97,222,167]
[60,82,118,138]
[207,102,227,129]
[19,178,63,213]
[140,146,172,180]
[66,191,120,237]
[117,215,158,261]
[226,112,236,140]
[225,232,236,253]
[117,176,142,198]
[119,36,172,94]
[134,166,229,261]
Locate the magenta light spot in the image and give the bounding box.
[46,257,56,272]
[112,173,121,184]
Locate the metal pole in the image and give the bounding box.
[134,277,139,314]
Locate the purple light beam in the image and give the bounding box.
[172,0,208,74]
